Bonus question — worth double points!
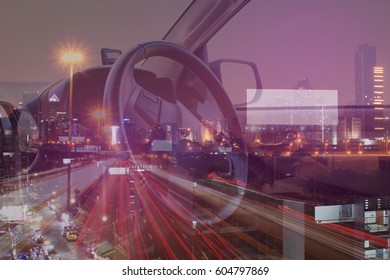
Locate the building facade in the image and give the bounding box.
[373,66,385,135]
[355,44,385,139]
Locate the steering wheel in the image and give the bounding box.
[103,41,247,225]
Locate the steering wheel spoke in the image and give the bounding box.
[103,41,247,225]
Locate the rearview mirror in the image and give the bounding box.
[101,48,122,65]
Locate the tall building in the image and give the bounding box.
[354,44,384,139]
[373,66,384,134]
[351,117,362,139]
[355,44,376,107]
[297,78,312,90]
[337,115,362,142]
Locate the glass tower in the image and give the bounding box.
[354,44,378,138]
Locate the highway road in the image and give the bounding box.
[0,159,114,259]
[1,156,388,260]
[64,158,389,260]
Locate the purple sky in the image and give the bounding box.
[1,0,390,106]
[0,0,189,82]
[208,0,390,105]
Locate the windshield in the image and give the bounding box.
[1,0,390,271]
[207,0,390,260]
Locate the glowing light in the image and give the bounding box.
[94,110,104,120]
[61,52,83,64]
[54,40,88,70]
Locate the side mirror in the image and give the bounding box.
[209,59,262,106]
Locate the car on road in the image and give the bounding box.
[65,230,78,242]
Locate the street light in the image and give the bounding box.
[61,51,83,144]
[296,137,302,150]
[93,110,104,157]
[344,139,349,155]
[358,143,363,155]
[60,50,84,212]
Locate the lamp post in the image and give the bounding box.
[344,139,349,155]
[61,51,83,212]
[94,110,104,157]
[61,51,83,144]
[296,137,301,150]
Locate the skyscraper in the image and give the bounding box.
[355,44,376,106]
[354,43,383,138]
[373,66,384,133]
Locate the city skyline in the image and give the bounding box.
[0,1,389,108]
[208,0,390,106]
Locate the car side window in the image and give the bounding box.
[206,2,390,256]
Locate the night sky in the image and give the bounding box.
[0,0,189,82]
[1,0,390,105]
[208,0,390,105]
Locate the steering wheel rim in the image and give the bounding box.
[103,41,247,225]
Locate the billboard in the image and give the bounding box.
[246,89,338,126]
[315,204,354,224]
[0,205,27,221]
